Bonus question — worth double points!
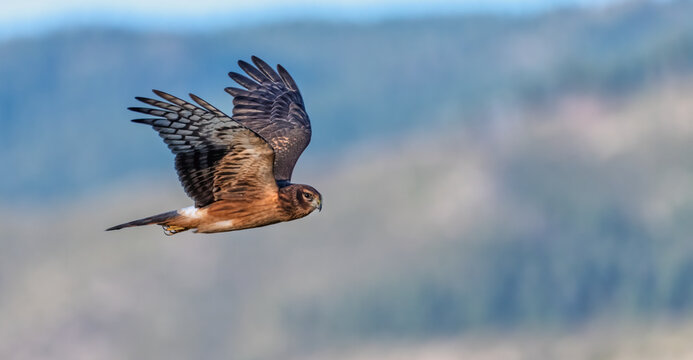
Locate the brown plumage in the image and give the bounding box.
[107,56,322,235]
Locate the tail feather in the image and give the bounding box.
[106,210,178,231]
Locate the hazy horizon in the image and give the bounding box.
[0,0,621,40]
[4,1,693,359]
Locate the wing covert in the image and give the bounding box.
[130,90,276,207]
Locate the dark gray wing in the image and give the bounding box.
[129,90,275,207]
[225,56,311,184]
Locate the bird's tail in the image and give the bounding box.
[106,210,183,234]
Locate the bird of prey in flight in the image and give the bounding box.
[107,56,322,235]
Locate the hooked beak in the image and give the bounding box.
[317,197,322,212]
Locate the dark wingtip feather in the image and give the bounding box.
[276,64,298,91]
[237,60,254,72]
[189,92,208,104]
[131,118,154,124]
[189,93,221,114]
[239,59,269,83]
[250,55,269,69]
[152,89,169,98]
[128,107,156,115]
[188,93,204,106]
[151,90,190,108]
[229,72,259,90]
[135,96,153,105]
[225,86,246,97]
[251,56,281,82]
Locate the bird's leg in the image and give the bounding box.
[162,225,187,236]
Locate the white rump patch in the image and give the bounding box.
[178,206,201,218]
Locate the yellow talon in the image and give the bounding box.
[162,225,186,236]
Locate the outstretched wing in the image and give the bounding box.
[130,90,277,207]
[226,56,311,184]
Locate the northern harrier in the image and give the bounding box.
[107,56,322,235]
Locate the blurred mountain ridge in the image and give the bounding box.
[4,75,693,359]
[4,2,693,358]
[2,0,693,203]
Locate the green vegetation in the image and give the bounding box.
[3,1,693,359]
[3,1,693,202]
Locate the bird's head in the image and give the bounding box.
[280,184,322,218]
[297,185,322,212]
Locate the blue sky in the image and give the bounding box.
[1,0,620,39]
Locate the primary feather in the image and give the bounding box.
[226,56,312,183]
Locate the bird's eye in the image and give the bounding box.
[303,192,313,200]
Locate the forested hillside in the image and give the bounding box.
[2,0,693,202]
[3,1,693,359]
